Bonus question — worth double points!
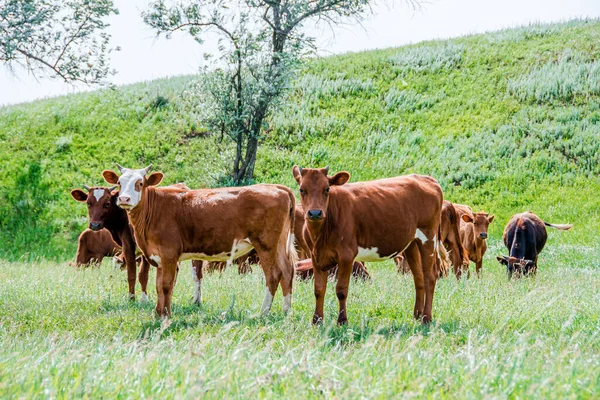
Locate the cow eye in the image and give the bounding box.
[299,188,305,195]
[104,202,111,208]
[325,188,330,194]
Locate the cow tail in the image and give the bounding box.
[435,223,450,278]
[286,190,299,270]
[544,221,573,231]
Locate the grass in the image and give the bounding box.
[1,19,600,397]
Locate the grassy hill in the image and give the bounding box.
[1,19,600,260]
[1,20,600,398]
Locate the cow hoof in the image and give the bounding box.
[337,318,348,326]
[192,297,202,306]
[312,314,323,325]
[139,292,149,303]
[128,293,135,301]
[422,315,432,324]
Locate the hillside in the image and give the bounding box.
[1,19,600,261]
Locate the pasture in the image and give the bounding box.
[1,19,600,397]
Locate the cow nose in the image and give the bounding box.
[90,222,102,231]
[118,196,130,204]
[479,232,488,239]
[307,209,323,220]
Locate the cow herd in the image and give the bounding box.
[70,165,572,324]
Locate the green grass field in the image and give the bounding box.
[1,19,600,397]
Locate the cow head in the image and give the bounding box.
[292,166,349,223]
[71,185,118,230]
[102,164,163,210]
[462,211,494,240]
[496,256,535,278]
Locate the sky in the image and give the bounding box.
[1,0,599,106]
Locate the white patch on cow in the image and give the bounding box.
[191,264,202,305]
[356,246,397,262]
[140,292,149,303]
[129,293,135,300]
[283,293,292,314]
[261,287,274,315]
[93,189,105,201]
[433,234,438,251]
[179,238,254,262]
[150,255,161,267]
[414,229,429,243]
[116,168,146,209]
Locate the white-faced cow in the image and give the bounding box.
[71,185,151,301]
[103,165,297,318]
[454,204,494,278]
[497,212,572,278]
[293,166,445,325]
[74,228,120,266]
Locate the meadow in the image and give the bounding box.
[1,19,600,397]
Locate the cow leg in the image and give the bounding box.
[335,257,354,325]
[475,259,483,278]
[419,239,437,324]
[122,241,137,301]
[156,258,177,318]
[313,264,328,325]
[138,257,150,302]
[404,242,425,320]
[254,250,281,316]
[277,250,294,315]
[191,260,203,305]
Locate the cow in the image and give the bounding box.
[293,166,446,325]
[454,204,494,278]
[497,212,572,278]
[395,200,468,279]
[71,185,151,301]
[103,164,297,318]
[74,228,120,266]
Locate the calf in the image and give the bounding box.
[454,204,494,278]
[497,212,572,278]
[293,166,445,325]
[71,185,151,301]
[75,228,120,266]
[103,165,297,318]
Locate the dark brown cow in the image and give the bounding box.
[497,212,572,278]
[293,166,445,325]
[395,200,467,279]
[74,228,120,266]
[71,185,151,301]
[454,204,494,278]
[103,165,297,318]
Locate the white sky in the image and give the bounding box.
[1,0,599,106]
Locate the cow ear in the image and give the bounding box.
[496,256,508,265]
[462,214,473,223]
[488,214,495,223]
[329,171,350,186]
[103,170,119,184]
[146,172,163,187]
[292,165,302,185]
[71,189,88,202]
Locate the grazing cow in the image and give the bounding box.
[395,200,467,279]
[454,204,494,278]
[103,165,297,318]
[71,185,151,301]
[75,228,120,266]
[293,166,445,325]
[497,212,572,278]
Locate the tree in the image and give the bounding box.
[0,0,118,84]
[143,0,380,185]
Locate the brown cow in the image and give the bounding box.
[454,204,494,278]
[395,200,467,279]
[293,166,445,325]
[497,212,572,278]
[75,228,120,266]
[103,165,297,318]
[71,185,151,301]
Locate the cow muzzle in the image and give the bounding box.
[89,221,103,231]
[307,209,323,221]
[118,196,132,209]
[479,232,488,239]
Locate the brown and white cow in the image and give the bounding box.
[293,166,445,325]
[74,228,120,266]
[71,185,151,301]
[395,200,467,279]
[103,165,297,318]
[454,204,494,278]
[497,212,572,278]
